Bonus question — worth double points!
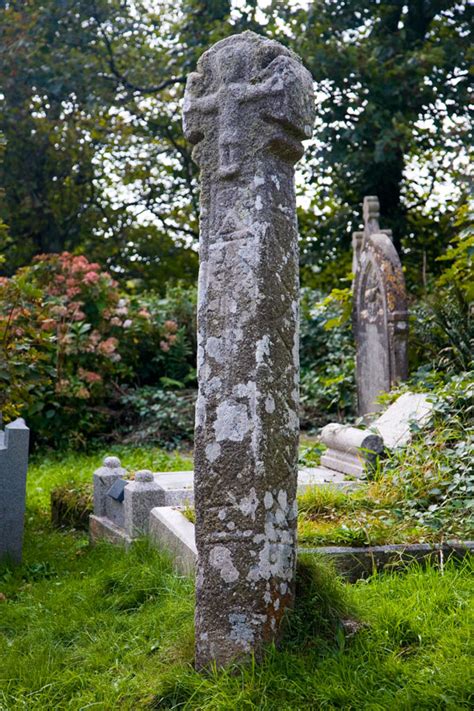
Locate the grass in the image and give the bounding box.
[297,484,436,548]
[298,371,474,547]
[0,447,473,709]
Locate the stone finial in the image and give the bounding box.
[135,470,154,483]
[103,456,121,469]
[362,195,380,236]
[183,31,314,668]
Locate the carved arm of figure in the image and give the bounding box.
[183,72,219,146]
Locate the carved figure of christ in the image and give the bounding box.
[184,53,309,180]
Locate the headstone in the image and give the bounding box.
[183,31,314,667]
[317,392,434,479]
[0,418,30,563]
[352,196,408,415]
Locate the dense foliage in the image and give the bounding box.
[0,2,472,449]
[0,252,196,447]
[299,287,356,429]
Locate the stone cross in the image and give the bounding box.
[352,196,408,415]
[183,31,314,668]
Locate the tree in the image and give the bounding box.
[0,1,206,286]
[1,1,470,294]
[0,1,113,270]
[265,0,472,289]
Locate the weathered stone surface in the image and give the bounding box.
[124,470,166,538]
[0,418,30,563]
[183,31,314,667]
[372,391,433,449]
[353,196,408,415]
[320,423,384,477]
[93,456,127,518]
[149,506,198,576]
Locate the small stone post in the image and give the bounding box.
[183,31,314,667]
[92,456,127,517]
[352,196,409,415]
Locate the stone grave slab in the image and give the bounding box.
[371,391,433,449]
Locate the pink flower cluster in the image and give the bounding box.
[78,368,102,384]
[160,319,179,352]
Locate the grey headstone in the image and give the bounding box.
[353,196,409,415]
[183,30,314,667]
[0,418,30,563]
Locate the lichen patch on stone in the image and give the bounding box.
[209,545,239,583]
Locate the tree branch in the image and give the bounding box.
[92,11,186,96]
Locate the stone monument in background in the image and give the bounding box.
[183,31,314,668]
[352,196,408,415]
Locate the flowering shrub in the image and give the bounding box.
[0,253,194,447]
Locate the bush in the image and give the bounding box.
[411,287,473,373]
[410,203,473,374]
[0,253,196,447]
[299,287,356,429]
[119,386,196,449]
[382,369,474,538]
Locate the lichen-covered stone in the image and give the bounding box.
[352,196,408,415]
[183,31,314,668]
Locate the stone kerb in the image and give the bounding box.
[353,196,408,416]
[0,418,30,563]
[184,31,315,668]
[149,506,198,576]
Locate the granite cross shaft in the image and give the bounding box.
[183,31,314,669]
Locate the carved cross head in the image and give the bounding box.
[352,195,394,274]
[183,31,314,178]
[362,195,381,236]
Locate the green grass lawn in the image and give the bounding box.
[0,447,473,709]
